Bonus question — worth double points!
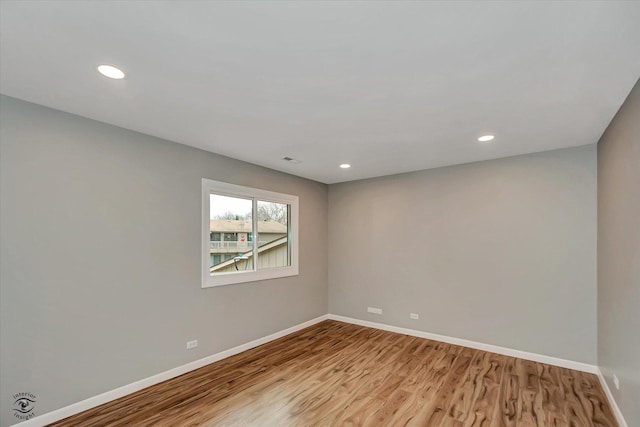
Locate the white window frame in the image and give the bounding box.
[202,179,299,288]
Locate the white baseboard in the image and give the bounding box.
[327,314,599,374]
[15,313,614,427]
[330,315,632,423]
[596,367,628,427]
[15,314,329,427]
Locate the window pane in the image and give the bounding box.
[256,201,290,269]
[203,179,299,287]
[209,194,253,274]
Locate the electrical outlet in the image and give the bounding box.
[613,374,620,390]
[367,307,382,315]
[186,339,198,350]
[410,313,419,320]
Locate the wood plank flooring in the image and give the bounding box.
[50,320,617,426]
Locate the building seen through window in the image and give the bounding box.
[202,179,298,287]
[209,195,290,272]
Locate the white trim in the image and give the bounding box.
[202,179,299,288]
[596,367,629,427]
[327,314,599,374]
[14,315,329,427]
[15,313,616,427]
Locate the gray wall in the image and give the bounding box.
[598,79,640,427]
[0,96,328,426]
[6,90,633,425]
[329,145,597,364]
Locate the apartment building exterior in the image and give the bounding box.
[209,219,288,272]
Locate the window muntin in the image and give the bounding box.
[202,179,299,287]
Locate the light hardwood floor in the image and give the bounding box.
[50,320,617,426]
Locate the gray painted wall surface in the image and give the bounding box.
[0,96,328,426]
[329,145,597,364]
[597,79,640,427]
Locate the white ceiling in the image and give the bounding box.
[1,1,639,184]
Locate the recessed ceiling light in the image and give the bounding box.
[97,64,125,79]
[477,135,495,142]
[340,164,351,169]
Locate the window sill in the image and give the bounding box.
[202,265,299,288]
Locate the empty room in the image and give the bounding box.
[1,1,638,426]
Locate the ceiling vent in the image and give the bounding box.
[282,156,302,164]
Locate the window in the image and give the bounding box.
[202,179,299,287]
